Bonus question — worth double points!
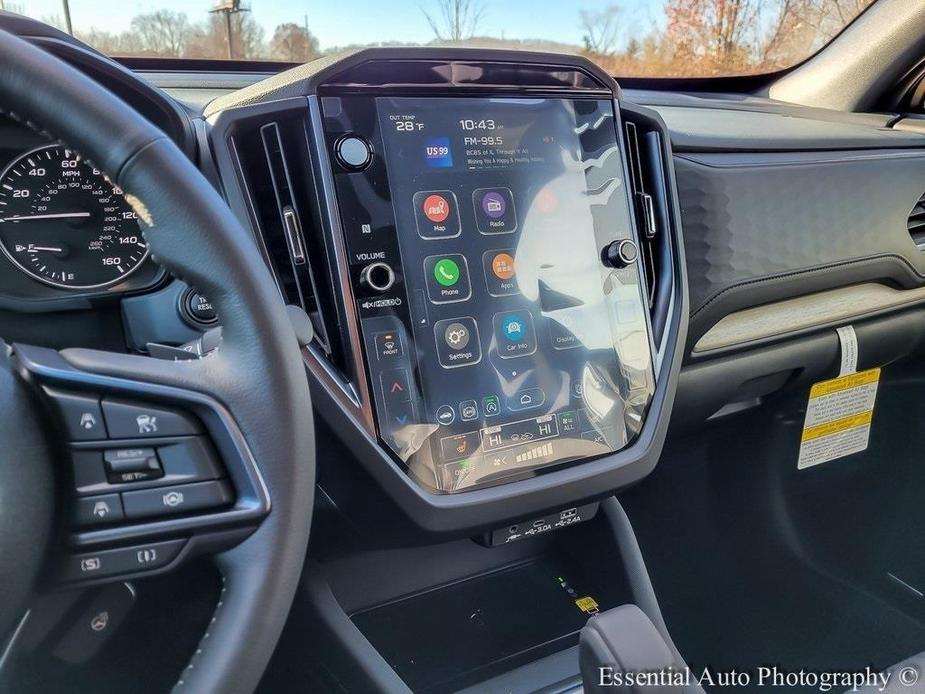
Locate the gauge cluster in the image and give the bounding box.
[0,125,164,308]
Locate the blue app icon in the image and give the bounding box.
[425,137,453,168]
[501,313,526,342]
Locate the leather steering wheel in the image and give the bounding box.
[0,30,314,693]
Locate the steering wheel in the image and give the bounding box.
[0,29,314,693]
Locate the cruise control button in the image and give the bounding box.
[121,481,233,520]
[44,388,107,441]
[74,494,124,526]
[60,539,187,582]
[434,317,481,369]
[104,447,162,484]
[101,399,201,439]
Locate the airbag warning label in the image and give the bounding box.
[798,368,880,470]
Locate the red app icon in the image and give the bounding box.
[423,194,451,223]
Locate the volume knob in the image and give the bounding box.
[360,262,396,293]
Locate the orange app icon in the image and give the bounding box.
[492,252,515,280]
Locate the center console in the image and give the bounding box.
[208,48,686,530]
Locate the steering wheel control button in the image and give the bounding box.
[435,405,456,427]
[101,399,201,439]
[482,249,518,296]
[473,187,517,234]
[506,388,546,412]
[74,494,124,526]
[493,311,538,359]
[413,191,461,239]
[121,480,233,520]
[52,583,135,664]
[359,262,396,293]
[603,239,639,268]
[373,330,403,360]
[434,316,481,368]
[60,539,187,583]
[381,368,412,404]
[335,135,373,170]
[181,289,218,327]
[424,254,471,303]
[44,388,107,441]
[103,448,163,483]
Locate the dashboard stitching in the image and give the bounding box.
[173,573,226,690]
[690,253,925,320]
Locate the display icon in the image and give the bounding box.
[473,187,516,234]
[414,190,461,239]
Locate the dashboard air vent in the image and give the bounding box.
[621,109,673,344]
[230,116,335,357]
[908,192,925,247]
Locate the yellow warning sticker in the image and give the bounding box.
[575,596,600,614]
[798,367,880,470]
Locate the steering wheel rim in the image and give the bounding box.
[0,29,315,693]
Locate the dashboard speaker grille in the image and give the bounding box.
[908,192,925,247]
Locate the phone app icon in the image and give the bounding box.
[413,190,461,239]
[424,254,471,304]
[433,257,461,286]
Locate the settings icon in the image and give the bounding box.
[444,322,470,350]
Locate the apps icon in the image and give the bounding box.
[493,310,537,359]
[482,249,518,296]
[473,187,516,234]
[425,137,453,168]
[413,190,461,239]
[424,253,471,303]
[434,316,482,368]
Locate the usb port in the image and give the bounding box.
[532,519,546,529]
[560,508,578,521]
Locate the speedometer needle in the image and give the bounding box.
[27,246,64,253]
[0,212,91,222]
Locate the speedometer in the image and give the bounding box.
[0,144,148,289]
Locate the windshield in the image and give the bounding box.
[11,0,874,77]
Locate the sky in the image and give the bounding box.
[9,0,663,51]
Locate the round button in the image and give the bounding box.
[603,239,639,268]
[444,322,471,350]
[433,257,461,287]
[422,194,451,223]
[335,135,373,170]
[491,253,515,280]
[360,262,395,293]
[182,289,218,326]
[435,405,456,426]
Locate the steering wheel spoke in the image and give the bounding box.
[15,343,269,587]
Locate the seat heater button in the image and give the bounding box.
[101,399,201,439]
[121,480,233,520]
[43,387,107,441]
[74,493,124,526]
[60,539,186,583]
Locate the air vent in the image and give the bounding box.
[908,192,925,247]
[230,116,335,357]
[622,110,673,344]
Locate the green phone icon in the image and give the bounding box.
[433,257,461,287]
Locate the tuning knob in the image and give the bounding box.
[602,239,639,268]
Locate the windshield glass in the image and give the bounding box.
[12,0,874,77]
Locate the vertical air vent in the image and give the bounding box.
[908,192,925,248]
[622,111,673,344]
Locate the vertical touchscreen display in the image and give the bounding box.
[369,96,654,492]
